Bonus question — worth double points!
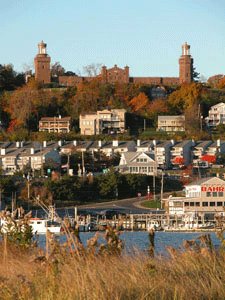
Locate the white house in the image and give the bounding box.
[205,102,225,128]
[119,152,158,175]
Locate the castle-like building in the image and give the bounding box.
[34,41,194,86]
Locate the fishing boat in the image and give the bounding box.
[30,218,62,234]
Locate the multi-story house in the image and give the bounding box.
[136,140,173,169]
[79,109,126,135]
[205,139,225,157]
[205,103,225,128]
[158,115,185,132]
[192,140,213,167]
[89,140,136,157]
[155,140,174,169]
[170,140,193,167]
[119,152,158,176]
[0,141,61,175]
[39,116,72,133]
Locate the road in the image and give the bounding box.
[56,197,164,218]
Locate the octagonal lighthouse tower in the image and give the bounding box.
[34,41,51,84]
[179,42,193,84]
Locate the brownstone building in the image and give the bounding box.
[34,41,51,84]
[34,42,194,86]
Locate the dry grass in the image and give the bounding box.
[0,218,225,299]
[0,237,225,299]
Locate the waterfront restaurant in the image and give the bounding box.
[164,177,225,216]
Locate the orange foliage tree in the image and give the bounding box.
[129,92,149,116]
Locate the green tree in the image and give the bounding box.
[96,168,122,198]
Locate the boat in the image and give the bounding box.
[147,220,162,231]
[30,218,62,234]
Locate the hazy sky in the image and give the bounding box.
[1,0,225,79]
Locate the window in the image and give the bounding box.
[210,202,215,206]
[206,192,211,197]
[203,202,208,207]
[219,192,223,197]
[184,202,189,207]
[217,202,223,206]
[190,202,195,206]
[195,202,200,207]
[212,192,217,197]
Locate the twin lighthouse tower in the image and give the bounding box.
[34,41,194,85]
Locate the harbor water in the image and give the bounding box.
[37,231,223,255]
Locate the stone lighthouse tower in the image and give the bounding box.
[34,41,51,84]
[179,42,193,84]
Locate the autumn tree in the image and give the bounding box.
[217,77,225,89]
[129,92,149,116]
[168,83,203,135]
[168,82,203,112]
[148,98,169,125]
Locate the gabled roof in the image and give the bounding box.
[186,177,225,187]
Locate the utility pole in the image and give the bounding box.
[27,172,30,211]
[41,146,44,177]
[160,172,164,209]
[67,153,70,175]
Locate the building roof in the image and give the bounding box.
[185,177,225,187]
[40,116,71,121]
[158,115,185,120]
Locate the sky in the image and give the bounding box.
[1,0,225,80]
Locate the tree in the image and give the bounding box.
[0,64,25,91]
[51,62,65,77]
[83,63,102,77]
[168,83,203,112]
[201,155,216,164]
[173,157,185,166]
[95,168,122,198]
[217,77,225,89]
[129,92,149,116]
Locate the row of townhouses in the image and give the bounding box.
[0,139,224,176]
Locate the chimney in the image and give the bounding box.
[98,140,102,148]
[171,139,175,145]
[16,141,20,148]
[73,140,77,146]
[58,140,63,146]
[217,139,221,147]
[153,140,157,146]
[113,140,118,147]
[21,141,24,147]
[137,139,141,147]
[30,148,34,155]
[59,115,61,119]
[1,148,5,155]
[43,141,47,148]
[192,139,195,146]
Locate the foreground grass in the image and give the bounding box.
[1,238,225,299]
[1,210,225,299]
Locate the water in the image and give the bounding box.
[37,231,223,255]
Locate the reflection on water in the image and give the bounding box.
[36,231,223,255]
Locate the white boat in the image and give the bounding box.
[30,218,62,234]
[147,220,162,231]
